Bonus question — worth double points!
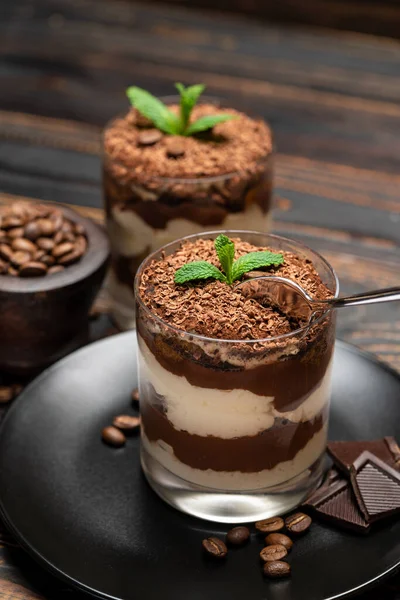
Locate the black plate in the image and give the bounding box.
[0,333,399,600]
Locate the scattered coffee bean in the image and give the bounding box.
[166,139,185,158]
[75,235,87,253]
[225,526,250,546]
[0,386,14,403]
[19,262,48,277]
[36,237,55,251]
[285,512,312,534]
[74,223,86,236]
[255,516,285,533]
[11,251,32,267]
[202,537,227,559]
[134,110,154,128]
[101,426,126,448]
[0,244,12,261]
[131,388,140,404]
[34,249,46,261]
[265,533,293,551]
[263,561,291,579]
[138,129,163,146]
[47,265,65,275]
[24,221,41,241]
[52,242,74,258]
[8,267,18,276]
[112,414,141,432]
[8,227,24,239]
[260,544,288,563]
[11,237,37,253]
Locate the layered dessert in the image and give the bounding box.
[136,232,336,494]
[103,86,273,329]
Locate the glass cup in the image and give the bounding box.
[103,97,273,330]
[135,231,338,523]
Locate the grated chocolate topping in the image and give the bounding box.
[138,238,333,340]
[104,104,272,181]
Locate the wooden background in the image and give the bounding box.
[0,0,400,598]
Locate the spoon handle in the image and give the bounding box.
[327,287,400,309]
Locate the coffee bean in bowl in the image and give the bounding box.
[0,201,109,375]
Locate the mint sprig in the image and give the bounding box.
[174,235,284,285]
[126,83,237,136]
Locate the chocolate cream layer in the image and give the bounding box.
[138,323,334,413]
[141,392,327,473]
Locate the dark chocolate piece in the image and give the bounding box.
[327,437,400,474]
[350,450,400,523]
[303,472,370,533]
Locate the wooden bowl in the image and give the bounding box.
[0,205,110,376]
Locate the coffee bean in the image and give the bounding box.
[19,261,48,277]
[226,526,250,546]
[102,426,126,447]
[138,129,163,146]
[113,414,141,432]
[48,265,65,275]
[32,250,47,264]
[11,238,37,253]
[131,388,140,405]
[260,544,288,563]
[255,516,285,533]
[202,537,227,559]
[11,251,32,267]
[53,231,64,245]
[0,386,14,403]
[41,254,56,266]
[58,249,82,266]
[0,244,12,261]
[24,221,41,241]
[74,223,86,236]
[8,227,24,239]
[36,218,55,236]
[263,561,291,579]
[52,242,74,258]
[166,139,185,158]
[265,533,293,551]
[74,235,87,253]
[36,237,55,251]
[50,212,63,232]
[285,512,312,534]
[2,216,23,230]
[0,231,7,242]
[8,267,18,276]
[61,220,73,234]
[0,259,8,274]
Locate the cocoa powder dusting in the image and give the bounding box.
[104,104,272,181]
[138,238,332,340]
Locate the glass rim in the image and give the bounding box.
[103,95,274,184]
[134,230,339,344]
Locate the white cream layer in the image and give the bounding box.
[139,337,332,439]
[108,204,272,258]
[142,425,328,491]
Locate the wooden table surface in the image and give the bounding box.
[0,1,399,598]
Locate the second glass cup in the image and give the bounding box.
[135,231,338,523]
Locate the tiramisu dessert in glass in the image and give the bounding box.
[103,84,273,329]
[135,231,338,523]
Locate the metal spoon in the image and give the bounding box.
[236,275,400,323]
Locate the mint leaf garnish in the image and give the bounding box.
[175,83,205,131]
[185,114,237,136]
[231,251,284,281]
[175,261,227,284]
[214,234,235,284]
[126,87,181,134]
[174,237,284,286]
[126,83,236,136]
